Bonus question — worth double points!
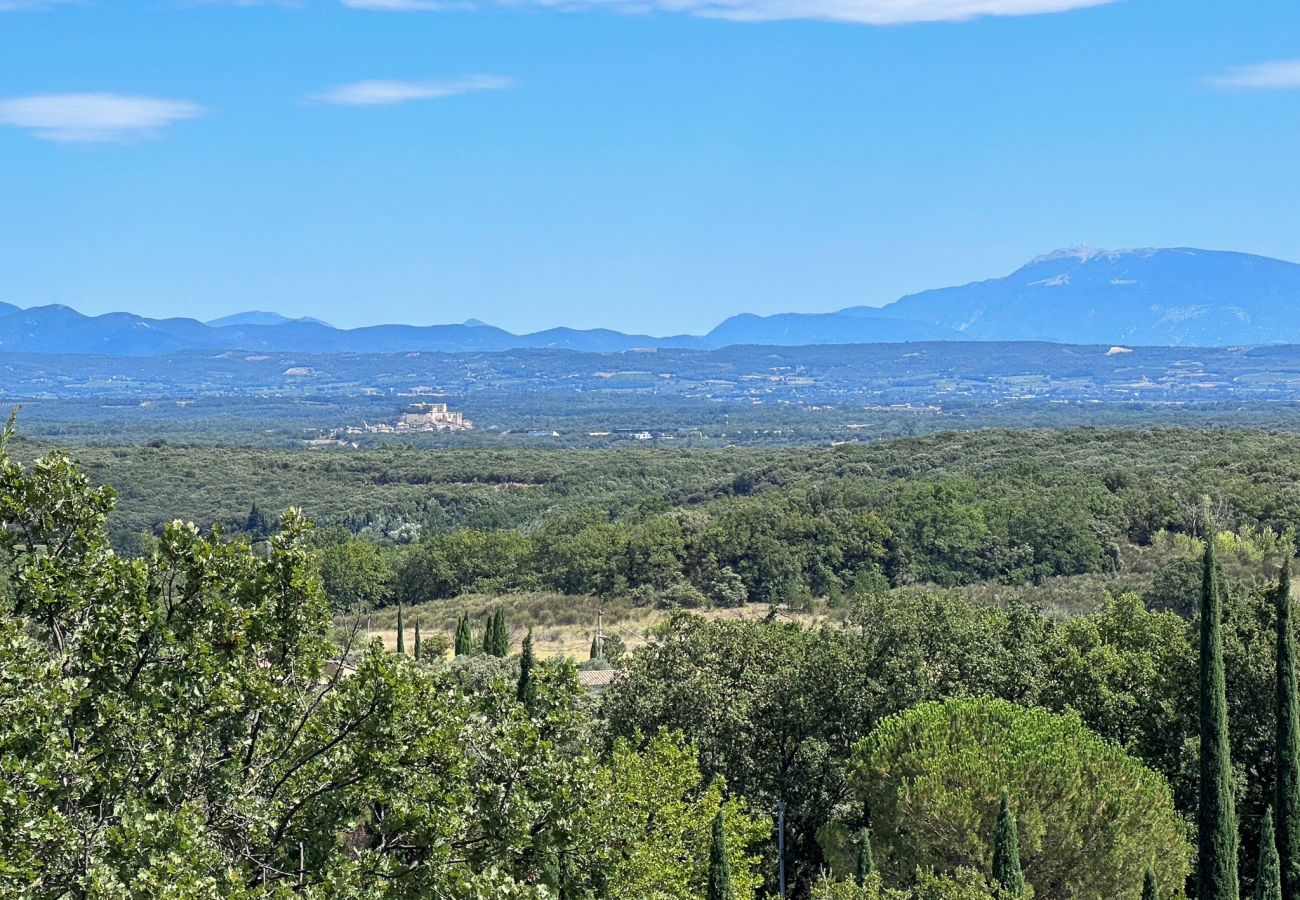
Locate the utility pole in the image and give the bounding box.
[777,800,786,897]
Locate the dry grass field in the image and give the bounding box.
[349,592,833,660]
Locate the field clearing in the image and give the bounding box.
[349,594,832,659]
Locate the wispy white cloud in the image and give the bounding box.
[342,0,1117,24]
[310,75,514,106]
[1206,59,1300,91]
[0,93,206,142]
[341,0,445,8]
[0,0,74,9]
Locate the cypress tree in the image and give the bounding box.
[1199,542,1240,900]
[1143,867,1159,900]
[395,604,406,655]
[1260,808,1283,900]
[590,634,600,660]
[492,608,509,656]
[1275,563,1300,900]
[482,613,494,655]
[707,810,734,900]
[454,613,472,656]
[992,793,1025,897]
[517,629,536,706]
[245,503,270,539]
[855,827,875,885]
[413,618,422,661]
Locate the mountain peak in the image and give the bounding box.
[208,311,294,327]
[882,245,1300,345]
[207,311,333,328]
[1028,246,1117,265]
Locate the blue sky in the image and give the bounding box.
[0,0,1298,335]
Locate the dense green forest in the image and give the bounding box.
[9,425,1300,897]
[31,427,1300,609]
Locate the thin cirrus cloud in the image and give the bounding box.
[1206,59,1300,91]
[341,0,1118,24]
[0,93,206,142]
[309,75,514,106]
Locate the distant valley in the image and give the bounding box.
[5,246,1300,355]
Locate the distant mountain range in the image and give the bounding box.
[5,246,1300,355]
[206,311,333,329]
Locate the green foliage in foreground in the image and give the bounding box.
[605,580,1300,895]
[851,698,1189,900]
[811,870,999,900]
[1274,565,1300,900]
[0,438,767,898]
[16,425,1300,899]
[1199,545,1240,900]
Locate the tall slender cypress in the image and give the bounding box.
[992,793,1025,897]
[1260,808,1283,900]
[395,604,406,655]
[482,613,494,655]
[492,609,509,656]
[517,629,536,706]
[590,634,601,660]
[855,828,875,885]
[1199,542,1240,900]
[454,613,472,656]
[1275,563,1300,900]
[413,618,422,661]
[707,810,734,900]
[1143,868,1159,900]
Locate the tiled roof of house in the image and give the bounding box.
[577,669,617,691]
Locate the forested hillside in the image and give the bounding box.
[7,427,1300,898]
[35,427,1300,606]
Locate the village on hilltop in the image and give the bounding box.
[339,402,474,437]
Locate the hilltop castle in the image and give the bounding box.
[396,403,468,430]
[342,402,473,436]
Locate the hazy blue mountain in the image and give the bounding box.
[854,246,1300,345]
[705,309,960,346]
[0,304,700,356]
[0,306,216,355]
[518,327,705,351]
[4,247,1300,354]
[207,311,333,328]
